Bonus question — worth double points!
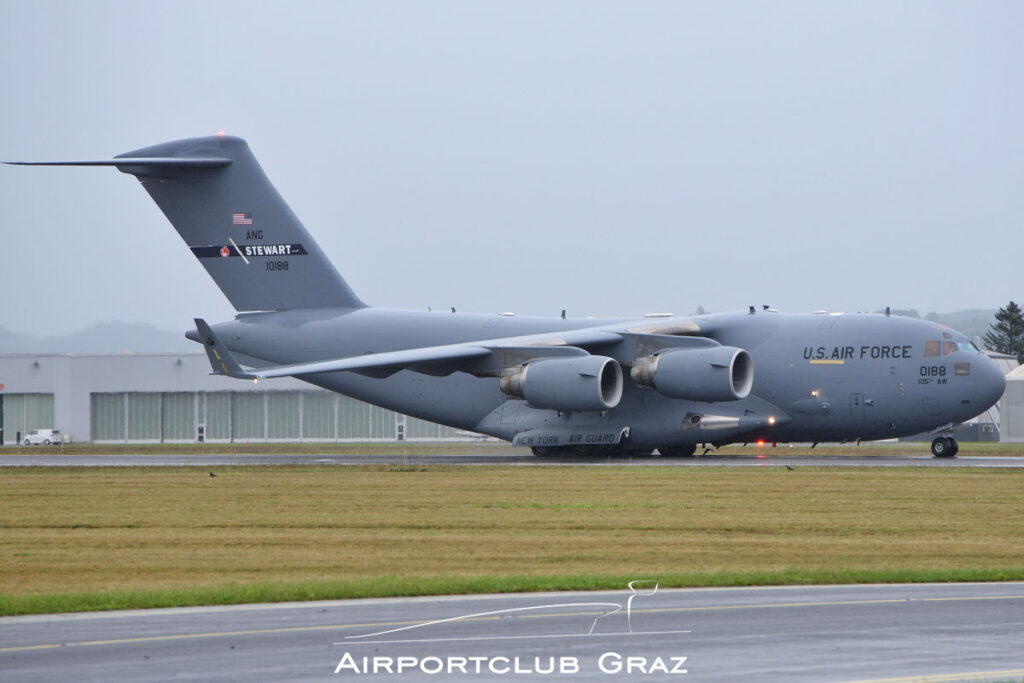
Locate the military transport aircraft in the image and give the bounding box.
[9,135,1006,457]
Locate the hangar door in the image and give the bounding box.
[88,391,463,443]
[2,393,55,445]
[91,392,199,443]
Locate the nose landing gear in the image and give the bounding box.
[931,436,959,458]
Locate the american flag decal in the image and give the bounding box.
[232,212,253,225]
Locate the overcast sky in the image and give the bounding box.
[1,1,1021,336]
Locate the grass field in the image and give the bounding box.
[2,465,1023,615]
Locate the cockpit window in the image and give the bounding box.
[926,339,977,357]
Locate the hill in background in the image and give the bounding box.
[882,309,996,346]
[0,322,195,355]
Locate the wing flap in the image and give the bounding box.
[252,343,493,379]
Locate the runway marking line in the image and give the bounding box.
[338,630,694,646]
[345,601,623,639]
[919,594,1024,603]
[2,594,1021,654]
[840,669,1024,683]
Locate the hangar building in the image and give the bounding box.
[998,363,1024,442]
[0,352,464,444]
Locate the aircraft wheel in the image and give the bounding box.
[531,446,555,457]
[931,437,955,458]
[948,438,960,457]
[658,444,697,457]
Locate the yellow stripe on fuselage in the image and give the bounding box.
[809,359,846,365]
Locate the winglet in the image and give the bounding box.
[194,318,255,379]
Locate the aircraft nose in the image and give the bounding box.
[975,355,1007,412]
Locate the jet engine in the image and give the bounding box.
[630,346,753,402]
[500,355,623,412]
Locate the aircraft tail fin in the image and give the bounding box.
[10,135,365,312]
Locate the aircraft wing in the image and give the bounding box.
[192,318,703,381]
[194,318,491,379]
[247,343,495,380]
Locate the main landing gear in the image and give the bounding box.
[530,444,703,458]
[657,444,697,458]
[931,436,959,458]
[530,446,655,457]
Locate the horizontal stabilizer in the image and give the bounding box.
[9,134,363,311]
[5,158,232,170]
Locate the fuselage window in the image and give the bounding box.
[958,342,979,354]
[924,340,941,358]
[955,363,971,376]
[943,341,958,356]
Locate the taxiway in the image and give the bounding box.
[2,452,1024,468]
[3,583,1023,682]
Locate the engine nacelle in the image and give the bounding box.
[630,346,753,402]
[500,355,623,412]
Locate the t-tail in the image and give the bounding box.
[7,135,364,312]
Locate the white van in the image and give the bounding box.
[23,429,62,445]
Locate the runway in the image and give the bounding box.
[2,452,1024,467]
[2,583,1023,682]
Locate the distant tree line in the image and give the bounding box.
[985,301,1024,363]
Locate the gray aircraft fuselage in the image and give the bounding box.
[10,134,1006,454]
[192,306,1005,449]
